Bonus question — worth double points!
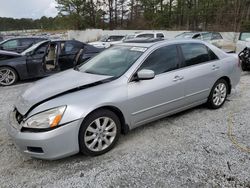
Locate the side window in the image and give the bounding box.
[2,39,19,49]
[193,34,201,39]
[65,43,74,53]
[202,33,212,40]
[156,33,164,38]
[139,45,179,75]
[62,42,82,54]
[180,43,210,66]
[20,39,33,47]
[34,43,48,55]
[108,36,124,42]
[212,33,223,40]
[136,34,154,38]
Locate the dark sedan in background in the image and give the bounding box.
[0,37,47,53]
[0,39,103,86]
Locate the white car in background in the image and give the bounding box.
[89,35,125,48]
[176,32,235,53]
[134,32,165,39]
[236,32,250,53]
[124,32,165,40]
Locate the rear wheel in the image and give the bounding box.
[207,79,229,109]
[79,109,121,156]
[242,61,248,71]
[0,67,18,86]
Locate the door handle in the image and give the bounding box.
[212,65,220,70]
[173,76,184,82]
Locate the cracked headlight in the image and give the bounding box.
[22,106,66,129]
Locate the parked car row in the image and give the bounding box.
[6,38,241,160]
[0,39,103,86]
[1,31,248,87]
[89,32,166,48]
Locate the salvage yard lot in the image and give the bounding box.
[0,74,249,187]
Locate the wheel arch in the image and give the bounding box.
[81,106,130,135]
[218,76,232,94]
[0,65,20,80]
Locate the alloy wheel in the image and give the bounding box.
[0,68,16,86]
[212,83,227,106]
[84,117,117,152]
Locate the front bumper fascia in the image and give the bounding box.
[6,111,82,160]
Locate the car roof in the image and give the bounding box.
[4,37,47,40]
[136,31,163,35]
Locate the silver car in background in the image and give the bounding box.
[6,39,241,160]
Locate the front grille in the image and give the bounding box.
[15,109,24,124]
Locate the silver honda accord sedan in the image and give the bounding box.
[6,39,241,160]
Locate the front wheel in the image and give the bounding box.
[79,109,121,156]
[207,79,229,109]
[0,67,18,86]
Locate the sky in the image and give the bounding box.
[0,0,58,19]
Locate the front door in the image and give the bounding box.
[127,45,186,127]
[26,42,49,77]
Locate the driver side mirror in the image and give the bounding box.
[133,69,155,81]
[0,46,3,50]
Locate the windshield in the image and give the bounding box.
[79,46,145,77]
[21,40,48,55]
[239,32,250,41]
[175,33,194,39]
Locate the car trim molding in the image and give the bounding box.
[185,88,210,98]
[131,88,210,116]
[135,99,207,126]
[131,96,185,116]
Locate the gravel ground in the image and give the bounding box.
[0,74,250,188]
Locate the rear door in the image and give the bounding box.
[58,41,83,71]
[127,45,186,127]
[178,43,221,104]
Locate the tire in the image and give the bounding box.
[242,61,248,71]
[207,79,229,109]
[0,67,18,86]
[79,109,121,156]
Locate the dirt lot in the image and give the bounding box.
[0,74,250,188]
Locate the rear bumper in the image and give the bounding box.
[6,112,82,160]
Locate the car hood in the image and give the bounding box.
[15,69,112,115]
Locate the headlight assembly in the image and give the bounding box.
[22,106,66,129]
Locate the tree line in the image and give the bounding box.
[1,0,250,32]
